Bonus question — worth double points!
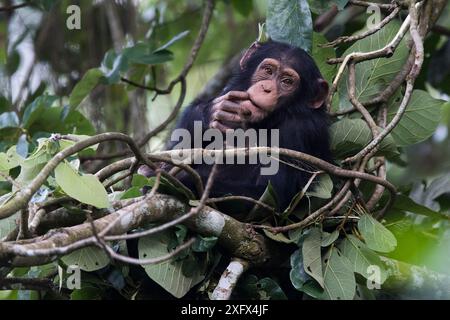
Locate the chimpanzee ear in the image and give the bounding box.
[309,78,329,109]
[240,41,261,70]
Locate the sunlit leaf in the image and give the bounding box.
[138,232,205,298]
[358,214,397,253]
[388,90,443,146]
[339,235,387,284]
[62,246,110,272]
[55,161,109,208]
[322,248,355,300]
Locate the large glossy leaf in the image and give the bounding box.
[339,235,387,284]
[330,118,398,159]
[358,214,397,253]
[338,21,409,106]
[55,161,109,208]
[322,248,355,300]
[302,226,324,287]
[388,90,443,146]
[61,246,110,272]
[138,232,205,298]
[267,0,313,52]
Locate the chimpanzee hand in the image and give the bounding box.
[209,91,252,132]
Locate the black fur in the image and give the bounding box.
[167,41,332,212]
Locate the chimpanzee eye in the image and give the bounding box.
[282,78,293,86]
[264,66,272,75]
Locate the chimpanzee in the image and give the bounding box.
[141,40,332,212]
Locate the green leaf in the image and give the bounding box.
[70,287,102,300]
[358,214,397,253]
[302,226,324,287]
[22,95,58,129]
[267,0,313,52]
[0,95,10,114]
[55,161,109,208]
[59,134,98,153]
[388,90,443,146]
[330,118,398,159]
[263,229,293,243]
[155,30,190,52]
[26,107,95,136]
[0,112,19,129]
[257,277,288,300]
[0,146,23,171]
[312,32,336,84]
[306,174,333,199]
[192,236,218,252]
[393,194,450,220]
[120,186,142,199]
[138,232,205,298]
[61,246,110,272]
[125,44,173,65]
[103,53,128,84]
[321,230,339,247]
[338,21,409,106]
[69,68,104,110]
[131,174,150,188]
[339,235,387,284]
[290,249,311,290]
[322,248,355,300]
[249,181,278,217]
[0,212,17,239]
[410,173,450,211]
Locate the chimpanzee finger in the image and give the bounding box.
[219,100,242,114]
[213,91,249,104]
[210,120,230,132]
[212,110,243,123]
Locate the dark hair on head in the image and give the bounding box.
[226,40,325,108]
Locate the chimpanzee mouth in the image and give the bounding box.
[248,97,263,110]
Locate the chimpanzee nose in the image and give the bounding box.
[262,84,272,93]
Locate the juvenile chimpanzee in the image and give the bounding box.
[142,40,332,212]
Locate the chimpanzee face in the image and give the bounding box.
[240,58,301,123]
[247,58,300,110]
